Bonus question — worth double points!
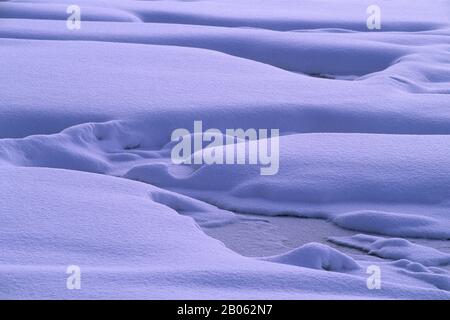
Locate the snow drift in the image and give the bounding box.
[1,0,450,299]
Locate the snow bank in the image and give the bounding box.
[390,260,450,292]
[263,243,360,272]
[2,117,450,241]
[333,211,450,240]
[4,167,447,299]
[3,0,447,31]
[1,2,450,138]
[1,0,450,299]
[329,234,450,266]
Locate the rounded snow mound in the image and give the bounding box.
[263,243,360,272]
[333,210,450,240]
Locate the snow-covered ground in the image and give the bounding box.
[1,0,450,299]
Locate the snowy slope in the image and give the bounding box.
[1,0,450,299]
[1,167,449,299]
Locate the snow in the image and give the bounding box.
[333,211,450,240]
[329,234,450,267]
[1,0,450,299]
[1,167,449,299]
[263,243,361,272]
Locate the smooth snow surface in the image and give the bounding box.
[1,0,450,299]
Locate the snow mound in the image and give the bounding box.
[149,190,238,227]
[263,243,360,272]
[2,121,450,242]
[391,260,450,292]
[333,211,450,240]
[4,167,446,299]
[329,234,450,266]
